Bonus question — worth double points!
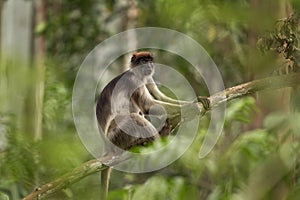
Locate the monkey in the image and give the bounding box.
[97,52,192,151]
[96,51,209,199]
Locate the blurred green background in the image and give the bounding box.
[1,0,300,199]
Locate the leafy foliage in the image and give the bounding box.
[131,176,197,200]
[43,0,104,85]
[258,13,300,74]
[0,115,39,199]
[42,60,72,133]
[225,96,257,124]
[1,0,300,199]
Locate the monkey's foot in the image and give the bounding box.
[159,119,173,137]
[128,137,156,150]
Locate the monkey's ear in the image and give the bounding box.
[131,54,136,63]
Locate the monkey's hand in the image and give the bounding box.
[194,96,210,111]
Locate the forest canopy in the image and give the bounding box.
[0,1,300,200]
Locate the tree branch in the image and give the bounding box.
[23,159,107,200]
[22,73,300,200]
[208,73,300,108]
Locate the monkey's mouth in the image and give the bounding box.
[145,69,153,75]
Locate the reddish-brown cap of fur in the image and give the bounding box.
[130,52,153,65]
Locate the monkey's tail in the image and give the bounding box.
[100,167,112,200]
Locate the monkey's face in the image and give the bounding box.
[140,58,154,76]
[131,52,155,77]
[133,57,154,77]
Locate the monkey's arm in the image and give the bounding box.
[146,81,192,105]
[147,79,210,110]
[150,99,201,122]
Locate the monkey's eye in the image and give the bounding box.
[140,59,147,64]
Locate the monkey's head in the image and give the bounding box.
[130,52,154,76]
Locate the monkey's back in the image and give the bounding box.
[96,70,137,132]
[97,73,121,131]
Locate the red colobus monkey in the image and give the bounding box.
[96,52,209,199]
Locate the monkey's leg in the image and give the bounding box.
[106,113,160,150]
[101,114,160,199]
